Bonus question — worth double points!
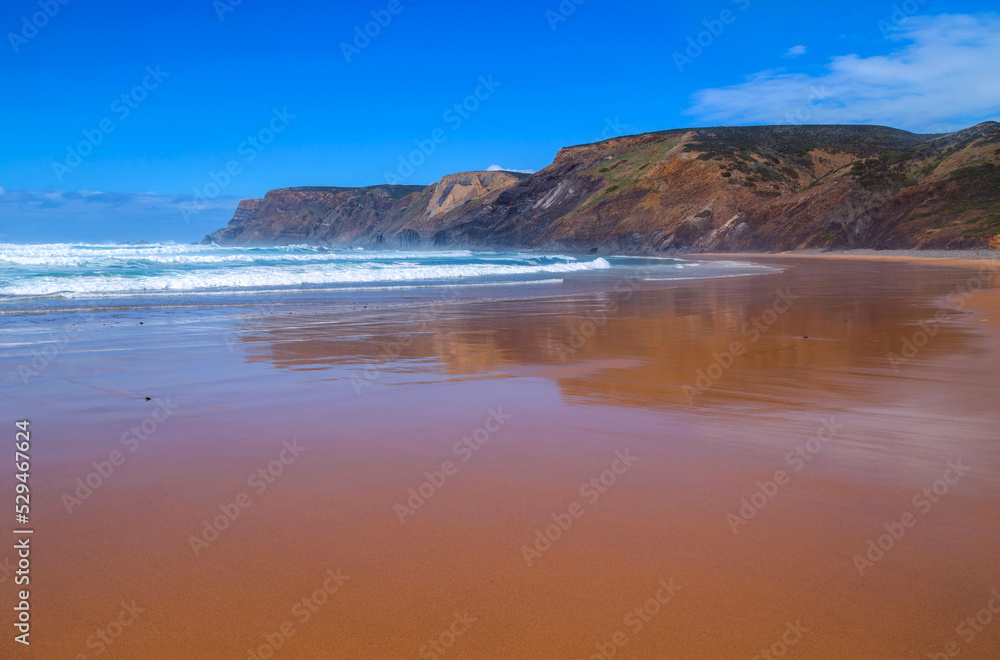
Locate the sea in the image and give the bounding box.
[0,243,778,315]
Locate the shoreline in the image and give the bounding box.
[5,256,1000,657]
[694,248,1000,267]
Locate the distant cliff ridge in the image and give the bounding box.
[206,122,1000,252]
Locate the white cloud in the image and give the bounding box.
[686,14,1000,132]
[784,45,807,58]
[486,164,535,174]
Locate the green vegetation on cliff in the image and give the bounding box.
[208,122,1000,253]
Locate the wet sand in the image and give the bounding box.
[3,256,1000,658]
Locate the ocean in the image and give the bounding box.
[0,243,778,314]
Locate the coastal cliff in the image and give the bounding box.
[207,122,1000,253]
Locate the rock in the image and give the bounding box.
[394,229,421,248]
[432,230,452,248]
[203,123,1000,253]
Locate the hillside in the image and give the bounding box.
[206,122,1000,252]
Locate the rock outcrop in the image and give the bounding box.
[423,171,525,220]
[207,123,1000,252]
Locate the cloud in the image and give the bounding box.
[84,192,136,205]
[2,190,54,206]
[783,45,807,58]
[486,164,535,174]
[0,190,243,243]
[686,14,1000,132]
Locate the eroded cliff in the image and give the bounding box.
[207,122,1000,252]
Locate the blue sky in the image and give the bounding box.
[0,0,998,242]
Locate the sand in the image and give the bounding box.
[3,255,999,658]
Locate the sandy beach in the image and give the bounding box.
[3,255,999,659]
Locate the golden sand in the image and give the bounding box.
[7,256,1000,658]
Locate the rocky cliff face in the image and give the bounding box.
[207,185,429,248]
[423,171,525,221]
[207,123,1000,252]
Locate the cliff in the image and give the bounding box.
[206,122,1000,253]
[207,185,428,248]
[423,171,526,221]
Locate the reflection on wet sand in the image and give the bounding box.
[11,256,1000,659]
[237,258,988,411]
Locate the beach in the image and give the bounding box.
[3,254,1000,659]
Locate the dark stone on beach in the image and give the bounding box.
[145,397,151,401]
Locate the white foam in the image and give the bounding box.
[0,242,786,303]
[0,250,610,298]
[0,244,583,268]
